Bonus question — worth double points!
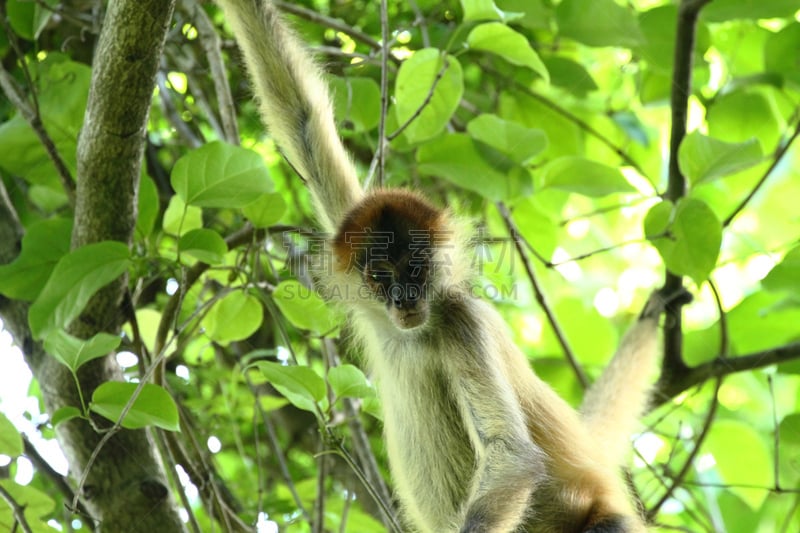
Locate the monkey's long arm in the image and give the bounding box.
[216,0,363,233]
[448,311,543,532]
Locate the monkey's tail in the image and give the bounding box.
[216,0,363,233]
[578,294,664,466]
[579,289,691,465]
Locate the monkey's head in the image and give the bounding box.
[331,190,462,331]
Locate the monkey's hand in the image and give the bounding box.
[640,286,693,320]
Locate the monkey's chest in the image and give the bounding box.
[377,358,475,530]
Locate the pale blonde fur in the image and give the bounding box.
[216,1,665,531]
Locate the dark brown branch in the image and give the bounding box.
[0,483,33,533]
[51,1,186,530]
[660,0,710,384]
[497,202,589,388]
[655,341,800,405]
[649,282,726,518]
[23,437,96,530]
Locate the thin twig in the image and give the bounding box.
[156,70,204,148]
[184,0,240,143]
[496,202,589,388]
[768,375,781,491]
[375,0,390,187]
[275,0,399,64]
[0,68,76,205]
[323,339,398,529]
[153,429,203,533]
[22,437,96,531]
[0,483,33,533]
[723,109,800,227]
[313,442,328,533]
[407,0,430,48]
[480,62,649,183]
[386,55,450,142]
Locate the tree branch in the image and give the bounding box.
[497,202,589,388]
[660,0,710,385]
[655,341,800,406]
[0,483,33,533]
[21,1,187,530]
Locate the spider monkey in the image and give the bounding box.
[214,1,689,531]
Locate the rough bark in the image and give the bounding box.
[1,1,185,531]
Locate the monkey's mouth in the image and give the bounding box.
[392,308,428,330]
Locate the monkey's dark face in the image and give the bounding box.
[332,190,445,331]
[363,254,430,329]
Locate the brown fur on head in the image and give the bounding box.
[331,190,448,330]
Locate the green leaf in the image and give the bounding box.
[461,0,523,22]
[0,58,88,188]
[705,419,771,509]
[273,280,338,334]
[42,330,121,372]
[0,218,72,301]
[162,194,203,236]
[258,395,290,412]
[727,292,800,353]
[541,56,598,97]
[202,291,263,343]
[417,133,530,201]
[703,0,799,22]
[7,0,57,41]
[467,114,547,164]
[136,175,159,238]
[778,414,800,487]
[765,23,800,86]
[707,89,782,149]
[762,247,800,293]
[0,412,23,457]
[90,382,180,431]
[496,0,552,30]
[28,241,131,339]
[540,156,635,197]
[467,23,548,82]
[255,361,326,415]
[644,198,721,284]
[178,228,228,264]
[242,192,287,228]
[393,49,463,144]
[0,480,55,531]
[328,364,375,401]
[50,406,82,427]
[171,141,273,208]
[678,132,763,185]
[556,0,644,48]
[331,76,381,132]
[499,92,581,159]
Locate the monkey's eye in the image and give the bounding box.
[367,261,394,284]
